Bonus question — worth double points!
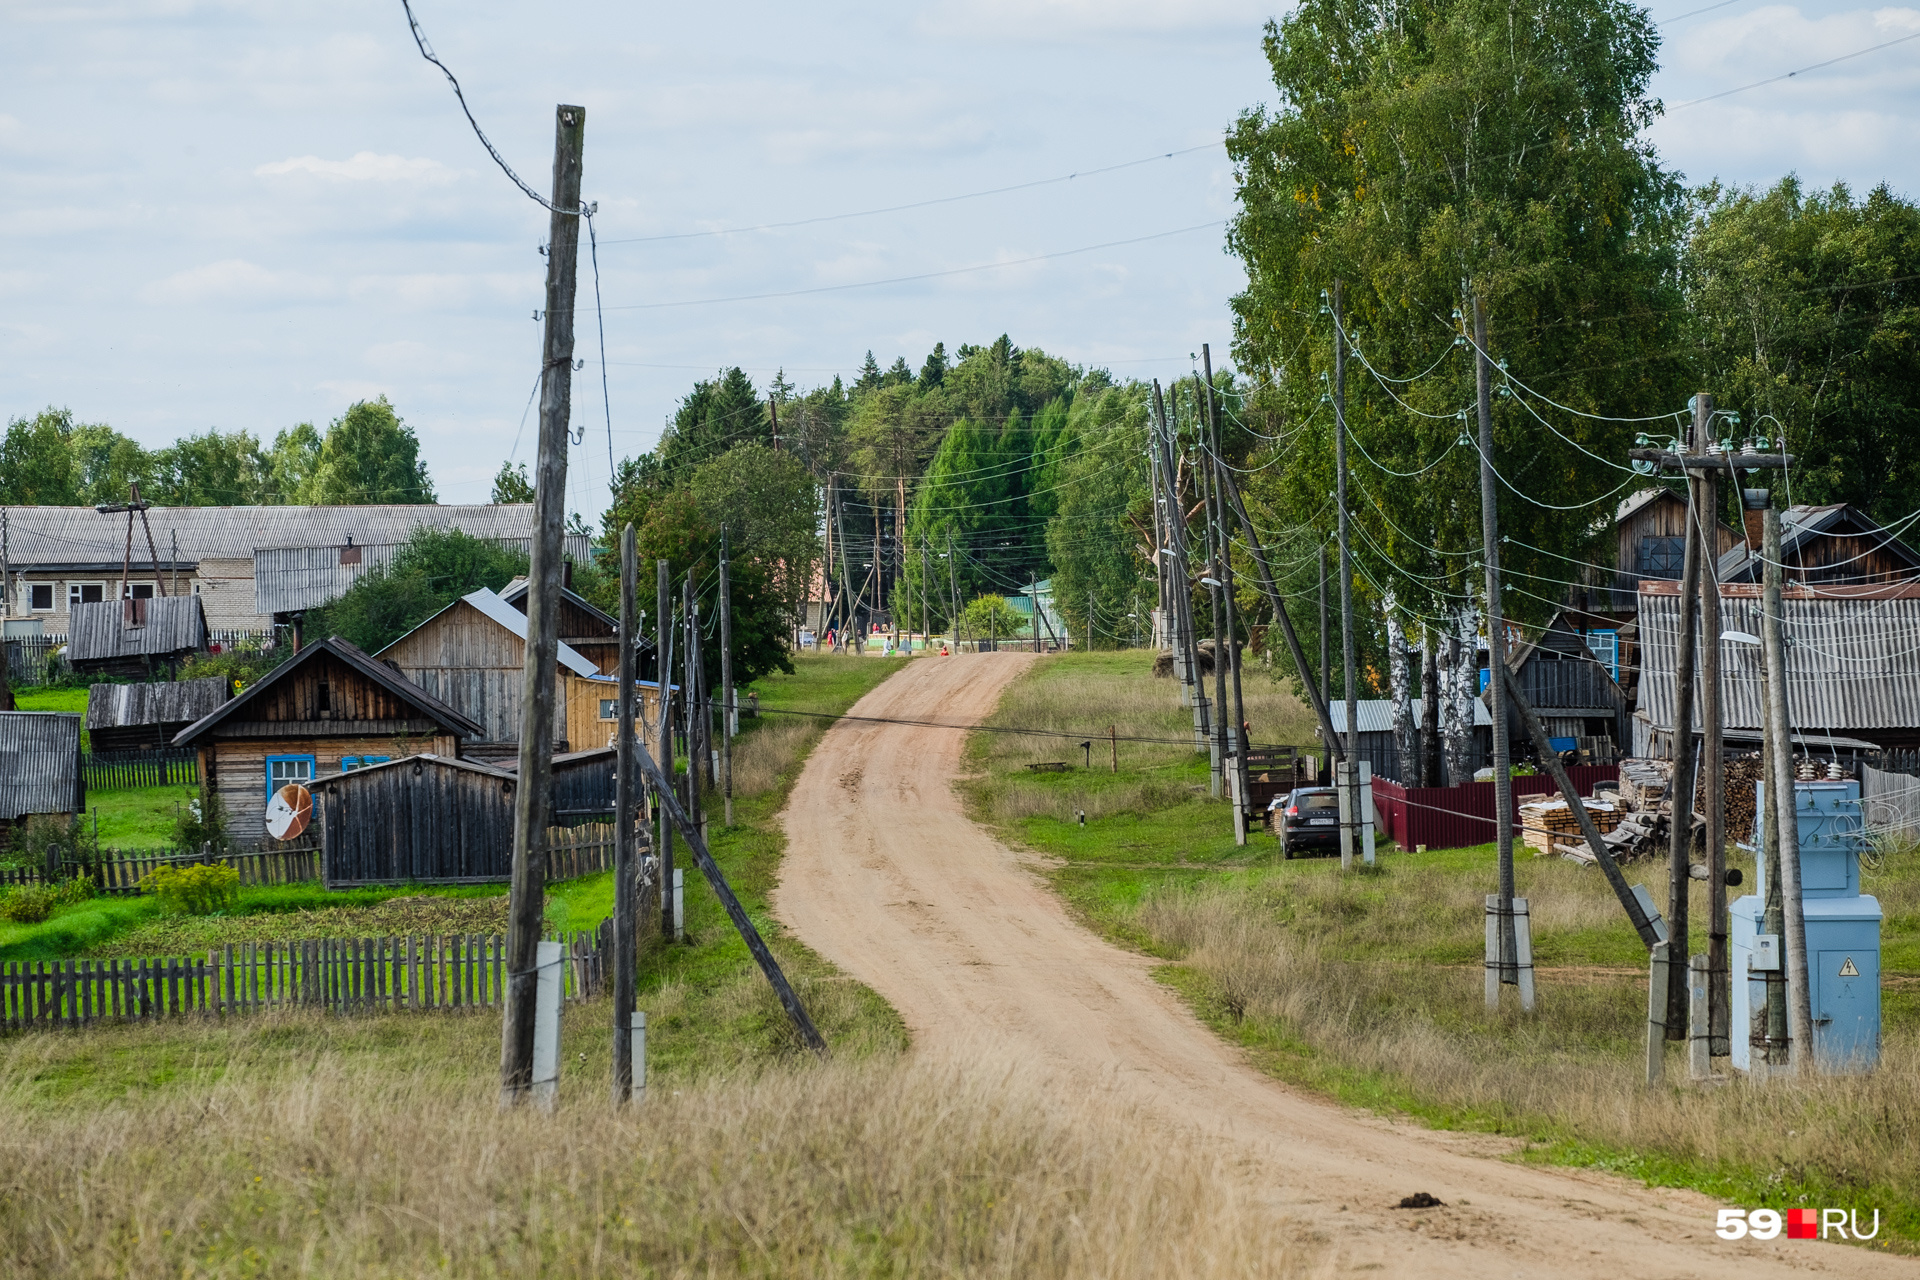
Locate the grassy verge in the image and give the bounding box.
[968,650,1919,1255]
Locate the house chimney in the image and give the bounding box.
[1741,489,1768,550]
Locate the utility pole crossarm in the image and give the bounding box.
[1629,450,1795,471]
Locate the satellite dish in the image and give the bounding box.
[265,782,312,841]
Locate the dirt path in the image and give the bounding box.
[776,654,1912,1278]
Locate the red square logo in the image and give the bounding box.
[1788,1209,1819,1239]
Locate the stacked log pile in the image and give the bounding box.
[1518,797,1624,855]
[1697,752,1766,847]
[1616,759,1670,807]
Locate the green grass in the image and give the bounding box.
[968,651,1920,1255]
[11,687,88,715]
[84,782,196,850]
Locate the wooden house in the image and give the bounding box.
[0,711,84,838]
[318,754,516,887]
[377,587,600,765]
[562,673,673,761]
[498,578,623,675]
[1501,609,1629,755]
[1716,502,1920,589]
[85,677,230,753]
[66,595,207,679]
[172,635,483,847]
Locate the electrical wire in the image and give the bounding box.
[1673,31,1920,109]
[599,144,1221,244]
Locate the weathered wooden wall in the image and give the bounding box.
[562,675,662,759]
[209,733,459,844]
[384,600,566,747]
[319,758,516,886]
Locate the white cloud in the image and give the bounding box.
[138,258,333,306]
[921,0,1267,39]
[254,152,461,184]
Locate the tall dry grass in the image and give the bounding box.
[0,1013,1309,1279]
[1136,882,1920,1217]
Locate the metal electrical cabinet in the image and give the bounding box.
[1730,781,1882,1072]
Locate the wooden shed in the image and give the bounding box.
[66,595,207,679]
[172,635,483,847]
[85,676,231,752]
[377,586,600,764]
[0,711,85,837]
[1501,609,1629,755]
[501,746,617,824]
[318,754,517,887]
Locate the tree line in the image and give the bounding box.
[0,397,438,507]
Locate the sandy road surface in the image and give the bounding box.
[776,654,1913,1278]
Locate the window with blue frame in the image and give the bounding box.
[1585,629,1620,680]
[266,754,315,800]
[340,756,391,773]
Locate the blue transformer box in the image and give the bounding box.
[1730,780,1881,1072]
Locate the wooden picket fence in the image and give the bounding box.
[0,923,612,1033]
[83,749,198,791]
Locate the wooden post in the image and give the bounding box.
[501,103,585,1109]
[612,523,638,1105]
[1663,401,1707,1041]
[633,739,827,1056]
[1203,345,1249,828]
[1334,284,1362,871]
[720,525,734,829]
[1689,952,1712,1080]
[1762,501,1814,1070]
[1110,724,1118,773]
[1470,293,1517,989]
[1317,543,1330,714]
[1195,373,1225,799]
[655,559,674,938]
[1696,419,1730,1059]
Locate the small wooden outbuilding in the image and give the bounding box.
[172,635,483,846]
[85,676,231,752]
[66,596,207,679]
[318,754,517,887]
[0,711,85,837]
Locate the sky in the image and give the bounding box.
[4,0,1917,523]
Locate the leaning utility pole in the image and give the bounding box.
[1333,284,1362,868]
[612,523,639,1105]
[719,525,735,829]
[502,103,585,1107]
[1471,293,1517,999]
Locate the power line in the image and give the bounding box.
[1673,31,1920,109]
[597,222,1226,311]
[1658,0,1744,23]
[599,144,1222,244]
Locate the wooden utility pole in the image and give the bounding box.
[946,529,959,651]
[1153,381,1207,751]
[1333,284,1361,868]
[655,558,674,937]
[1763,499,1815,1069]
[1196,373,1227,799]
[612,523,639,1104]
[683,573,702,840]
[1696,397,1730,1058]
[501,103,585,1107]
[170,530,179,598]
[1471,293,1517,995]
[1660,400,1708,1040]
[720,525,734,829]
[1203,345,1248,818]
[1318,543,1331,714]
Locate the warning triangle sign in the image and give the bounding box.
[1839,957,1860,977]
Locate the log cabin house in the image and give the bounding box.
[172,635,483,847]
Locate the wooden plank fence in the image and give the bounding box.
[0,922,612,1033]
[2,825,622,897]
[83,749,198,790]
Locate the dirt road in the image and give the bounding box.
[776,654,1912,1277]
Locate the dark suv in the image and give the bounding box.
[1270,787,1341,858]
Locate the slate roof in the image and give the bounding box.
[254,533,595,615]
[1328,699,1491,734]
[66,596,207,661]
[0,712,84,819]
[1716,503,1920,583]
[85,676,230,730]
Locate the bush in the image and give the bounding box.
[172,793,231,855]
[0,878,94,924]
[2,813,79,871]
[139,863,240,915]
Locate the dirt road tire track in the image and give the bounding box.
[775,653,1913,1277]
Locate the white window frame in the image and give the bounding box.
[122,581,156,600]
[27,582,54,612]
[68,581,106,611]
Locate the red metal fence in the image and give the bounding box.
[1370,766,1620,851]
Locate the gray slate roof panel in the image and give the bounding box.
[65,596,207,661]
[0,711,84,819]
[85,676,231,729]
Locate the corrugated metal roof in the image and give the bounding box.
[0,711,83,819]
[66,596,207,661]
[497,577,617,631]
[2,504,543,568]
[172,634,485,745]
[1329,698,1490,733]
[254,533,595,615]
[1639,589,1920,734]
[85,676,230,729]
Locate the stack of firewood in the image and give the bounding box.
[1518,796,1625,855]
[1617,759,1670,807]
[1696,753,1767,847]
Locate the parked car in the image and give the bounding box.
[1270,786,1341,858]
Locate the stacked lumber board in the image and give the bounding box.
[1519,797,1623,855]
